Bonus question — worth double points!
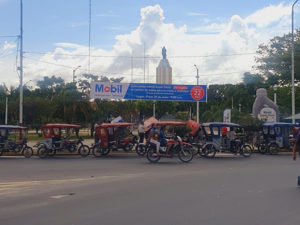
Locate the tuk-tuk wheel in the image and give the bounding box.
[23,147,33,158]
[258,144,267,154]
[268,143,279,155]
[136,144,147,156]
[241,144,252,157]
[37,146,48,159]
[123,143,134,152]
[79,145,90,157]
[203,144,217,158]
[92,145,102,157]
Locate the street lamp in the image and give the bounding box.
[273,85,278,104]
[291,0,299,123]
[194,64,199,123]
[73,65,81,83]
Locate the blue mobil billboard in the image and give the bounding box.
[90,82,207,102]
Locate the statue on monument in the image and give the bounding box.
[162,46,167,59]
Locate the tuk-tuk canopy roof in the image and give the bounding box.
[42,124,81,129]
[0,125,27,130]
[153,121,187,126]
[98,122,134,128]
[262,122,300,127]
[144,117,159,132]
[202,122,241,127]
[187,120,200,135]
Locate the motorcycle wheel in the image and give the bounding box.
[203,144,217,158]
[23,146,33,158]
[37,146,48,159]
[268,143,279,155]
[178,146,193,163]
[136,144,147,156]
[146,147,161,163]
[241,144,252,157]
[78,145,90,157]
[92,145,102,157]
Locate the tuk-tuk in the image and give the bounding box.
[0,125,33,158]
[201,122,252,158]
[144,121,194,163]
[35,123,90,158]
[256,122,299,154]
[92,122,138,157]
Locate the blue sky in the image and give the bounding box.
[0,0,299,85]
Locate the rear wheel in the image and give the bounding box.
[178,145,193,163]
[123,143,134,152]
[203,144,217,158]
[92,145,102,157]
[101,148,111,156]
[78,145,90,157]
[37,146,48,159]
[258,143,267,154]
[241,144,252,157]
[146,147,161,163]
[22,146,33,158]
[47,149,56,157]
[269,143,279,155]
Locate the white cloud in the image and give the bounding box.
[1,3,295,86]
[187,12,208,16]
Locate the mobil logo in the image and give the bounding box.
[95,84,123,93]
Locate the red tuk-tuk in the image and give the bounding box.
[92,122,138,157]
[144,121,194,163]
[35,123,90,158]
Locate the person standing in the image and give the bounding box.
[292,129,300,186]
[138,121,145,144]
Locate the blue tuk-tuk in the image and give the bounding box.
[256,122,299,154]
[201,122,252,158]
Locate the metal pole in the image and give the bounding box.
[194,65,199,123]
[19,0,23,125]
[88,0,91,73]
[291,0,299,124]
[274,92,277,104]
[144,43,146,83]
[5,96,8,125]
[153,102,156,118]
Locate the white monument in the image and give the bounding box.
[156,47,172,84]
[252,88,280,122]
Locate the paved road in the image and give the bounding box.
[0,153,299,225]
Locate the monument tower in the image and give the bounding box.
[156,47,172,84]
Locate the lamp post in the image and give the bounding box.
[73,65,81,83]
[273,85,278,104]
[291,0,299,123]
[194,65,199,123]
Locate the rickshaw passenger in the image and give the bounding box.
[221,126,228,146]
[158,126,167,151]
[148,126,160,154]
[228,127,236,151]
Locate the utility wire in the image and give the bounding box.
[23,51,257,59]
[23,56,249,77]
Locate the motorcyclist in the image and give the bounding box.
[158,125,168,154]
[148,125,160,155]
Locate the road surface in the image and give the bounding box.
[0,153,299,225]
